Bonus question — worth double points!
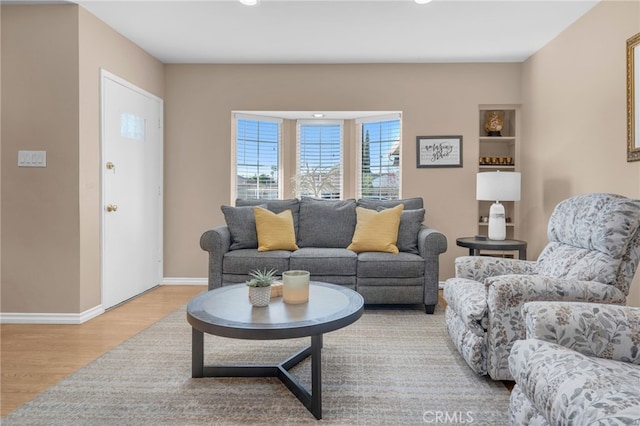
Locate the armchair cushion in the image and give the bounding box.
[509,338,640,425]
[546,193,640,259]
[509,302,640,425]
[522,301,640,364]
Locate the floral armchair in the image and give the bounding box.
[444,193,640,380]
[508,302,640,425]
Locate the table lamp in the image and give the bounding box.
[476,171,521,240]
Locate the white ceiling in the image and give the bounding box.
[72,0,600,64]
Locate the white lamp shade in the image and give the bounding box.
[476,171,521,202]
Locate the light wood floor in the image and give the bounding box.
[0,285,205,417]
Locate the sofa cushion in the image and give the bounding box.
[290,247,357,276]
[357,251,424,278]
[254,207,299,252]
[297,197,356,248]
[357,197,423,211]
[235,198,300,233]
[223,249,291,275]
[221,204,265,250]
[377,207,425,254]
[348,205,403,254]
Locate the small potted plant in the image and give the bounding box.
[246,268,278,307]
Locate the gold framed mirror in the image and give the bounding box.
[627,32,640,161]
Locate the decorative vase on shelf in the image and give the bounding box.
[282,270,310,304]
[484,111,504,137]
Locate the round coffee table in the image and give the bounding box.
[186,281,364,420]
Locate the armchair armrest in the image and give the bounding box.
[200,225,231,290]
[483,274,627,379]
[486,275,627,312]
[522,301,640,364]
[454,256,537,281]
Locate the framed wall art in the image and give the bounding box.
[416,135,463,168]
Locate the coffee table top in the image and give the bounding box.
[187,281,364,340]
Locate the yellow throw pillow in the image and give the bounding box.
[254,207,299,252]
[347,204,404,254]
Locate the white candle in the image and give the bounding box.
[282,270,310,304]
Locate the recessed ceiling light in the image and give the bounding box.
[414,0,433,4]
[239,0,259,5]
[312,113,325,118]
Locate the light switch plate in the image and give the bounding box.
[18,150,47,167]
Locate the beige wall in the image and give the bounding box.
[163,63,522,280]
[2,5,81,313]
[1,5,164,314]
[521,0,640,306]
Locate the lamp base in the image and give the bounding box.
[488,202,506,240]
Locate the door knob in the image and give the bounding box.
[106,204,118,212]
[106,162,115,170]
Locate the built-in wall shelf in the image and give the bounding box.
[477,105,521,240]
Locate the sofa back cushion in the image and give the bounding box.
[357,197,423,211]
[221,204,265,250]
[537,193,640,288]
[297,197,357,248]
[376,207,425,254]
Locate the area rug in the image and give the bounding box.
[2,305,510,425]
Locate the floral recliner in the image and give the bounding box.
[508,301,640,425]
[444,193,640,380]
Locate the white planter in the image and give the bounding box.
[248,286,271,307]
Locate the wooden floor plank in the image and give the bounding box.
[0,285,205,416]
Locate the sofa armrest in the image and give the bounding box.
[200,225,231,290]
[522,301,640,364]
[417,226,447,257]
[454,256,537,281]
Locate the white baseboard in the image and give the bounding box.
[0,279,207,324]
[0,304,104,325]
[162,277,207,285]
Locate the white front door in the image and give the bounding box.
[101,71,163,309]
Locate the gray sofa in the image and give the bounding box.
[200,196,447,313]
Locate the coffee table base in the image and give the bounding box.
[192,330,323,420]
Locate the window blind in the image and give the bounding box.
[359,118,401,200]
[235,117,281,200]
[296,121,343,199]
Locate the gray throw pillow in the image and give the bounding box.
[235,198,300,233]
[376,207,425,254]
[221,204,265,250]
[357,197,424,211]
[297,197,357,248]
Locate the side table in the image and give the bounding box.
[456,237,527,260]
